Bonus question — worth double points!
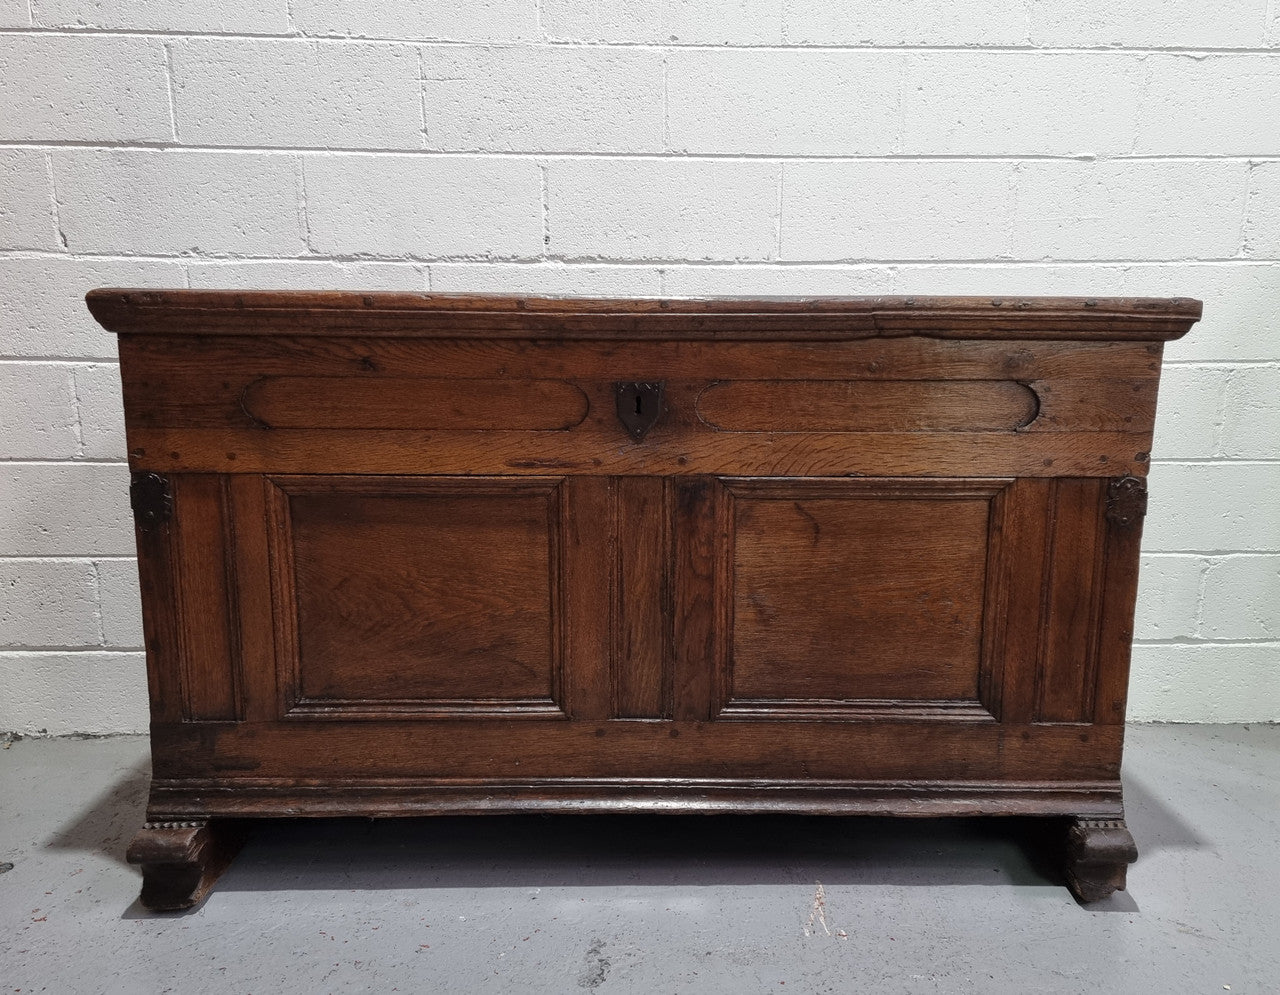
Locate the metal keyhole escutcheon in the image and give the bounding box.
[614,381,665,442]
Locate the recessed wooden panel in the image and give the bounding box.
[169,475,241,720]
[724,479,1003,712]
[613,478,673,718]
[241,376,589,431]
[697,379,1038,432]
[269,476,564,718]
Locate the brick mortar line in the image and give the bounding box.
[6,143,1280,161]
[0,555,137,561]
[2,28,1280,54]
[0,459,128,465]
[0,648,145,655]
[3,251,1279,266]
[1144,552,1280,559]
[1132,640,1280,647]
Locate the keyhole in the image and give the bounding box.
[634,393,643,416]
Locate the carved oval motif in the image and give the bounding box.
[241,376,590,431]
[696,380,1039,433]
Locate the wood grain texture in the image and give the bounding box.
[145,719,1124,782]
[723,478,1002,712]
[144,781,1124,820]
[123,426,1154,478]
[613,478,673,718]
[269,476,565,719]
[169,475,240,721]
[241,376,589,431]
[118,335,1167,395]
[96,291,1195,907]
[698,379,1039,432]
[89,290,1201,340]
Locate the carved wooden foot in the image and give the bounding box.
[1064,817,1138,903]
[126,820,246,911]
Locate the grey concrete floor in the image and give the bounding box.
[1,725,1277,994]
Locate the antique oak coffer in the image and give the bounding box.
[86,291,1199,909]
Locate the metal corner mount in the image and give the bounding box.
[1106,476,1148,530]
[614,381,665,442]
[130,471,173,530]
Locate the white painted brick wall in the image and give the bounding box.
[782,161,1014,260]
[31,0,291,33]
[53,151,307,255]
[1028,0,1272,48]
[0,35,172,143]
[1,150,58,250]
[292,0,539,42]
[0,0,29,27]
[421,47,666,154]
[549,160,777,260]
[172,40,422,149]
[2,5,1278,731]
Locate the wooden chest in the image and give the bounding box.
[87,291,1199,909]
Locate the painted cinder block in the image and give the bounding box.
[1134,55,1280,156]
[292,0,539,41]
[899,52,1142,157]
[661,264,894,297]
[0,560,101,647]
[0,651,149,735]
[1200,556,1280,639]
[1150,365,1227,460]
[547,159,778,261]
[786,0,1028,46]
[0,363,80,459]
[0,150,58,251]
[72,363,127,460]
[1011,160,1248,260]
[52,150,306,256]
[1134,554,1203,642]
[429,263,662,296]
[1220,366,1280,459]
[1029,0,1270,49]
[1120,263,1280,363]
[1129,644,1280,722]
[1144,462,1280,553]
[666,50,902,155]
[543,0,784,44]
[782,160,1015,260]
[422,46,664,153]
[31,0,291,33]
[0,0,29,26]
[0,463,135,557]
[1243,162,1280,258]
[0,35,172,143]
[305,154,543,258]
[188,259,427,290]
[95,558,145,648]
[171,39,422,149]
[0,258,185,359]
[890,263,1127,298]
